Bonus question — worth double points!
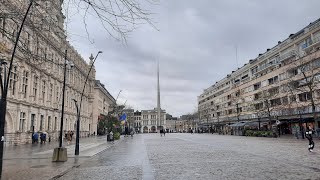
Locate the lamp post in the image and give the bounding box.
[206,115,209,133]
[52,50,71,161]
[52,50,74,162]
[236,103,240,122]
[0,0,34,177]
[75,51,102,156]
[258,116,261,131]
[72,99,79,154]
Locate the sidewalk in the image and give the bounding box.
[3,135,123,180]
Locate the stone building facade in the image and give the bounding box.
[89,80,116,135]
[141,108,166,133]
[0,0,112,144]
[198,18,320,134]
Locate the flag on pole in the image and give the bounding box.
[119,113,127,121]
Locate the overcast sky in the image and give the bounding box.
[64,0,320,117]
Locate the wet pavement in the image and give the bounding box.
[3,136,120,180]
[60,133,320,180]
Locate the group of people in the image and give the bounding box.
[124,126,134,137]
[160,129,166,136]
[32,132,50,144]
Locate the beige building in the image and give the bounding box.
[0,1,113,144]
[140,108,166,133]
[133,110,142,133]
[198,18,320,134]
[89,80,116,135]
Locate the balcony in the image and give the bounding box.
[303,36,320,53]
[253,57,280,74]
[279,50,296,62]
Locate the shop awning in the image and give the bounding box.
[229,122,247,127]
[244,121,269,127]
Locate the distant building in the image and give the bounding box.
[141,108,166,133]
[198,18,320,134]
[90,80,116,135]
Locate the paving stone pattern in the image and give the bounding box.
[60,134,320,180]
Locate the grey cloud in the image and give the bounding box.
[66,0,320,116]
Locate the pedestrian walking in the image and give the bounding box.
[67,131,72,145]
[306,126,315,152]
[125,126,129,137]
[32,132,39,144]
[163,129,166,136]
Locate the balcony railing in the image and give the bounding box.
[279,50,296,62]
[253,57,280,74]
[303,36,320,52]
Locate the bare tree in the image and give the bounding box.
[286,51,320,127]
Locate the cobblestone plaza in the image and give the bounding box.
[59,134,320,180]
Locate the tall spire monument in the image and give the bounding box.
[157,60,161,130]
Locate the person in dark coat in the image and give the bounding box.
[306,126,315,152]
[125,126,129,137]
[33,132,39,144]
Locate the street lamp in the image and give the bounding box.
[0,1,34,177]
[75,51,102,156]
[72,99,79,155]
[52,49,74,162]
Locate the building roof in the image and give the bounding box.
[95,80,116,102]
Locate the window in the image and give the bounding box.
[270,98,282,107]
[241,74,249,79]
[9,66,17,95]
[47,116,51,131]
[228,109,233,114]
[19,112,26,132]
[279,73,287,81]
[235,90,240,97]
[26,32,31,50]
[255,103,263,110]
[30,114,35,131]
[143,115,148,119]
[298,92,312,102]
[282,96,288,105]
[33,76,38,101]
[0,17,5,37]
[151,115,156,119]
[48,83,53,104]
[42,80,46,103]
[56,86,59,104]
[251,66,258,74]
[254,93,261,100]
[268,76,278,85]
[54,117,57,130]
[40,115,44,130]
[227,94,231,99]
[254,82,261,90]
[22,71,28,98]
